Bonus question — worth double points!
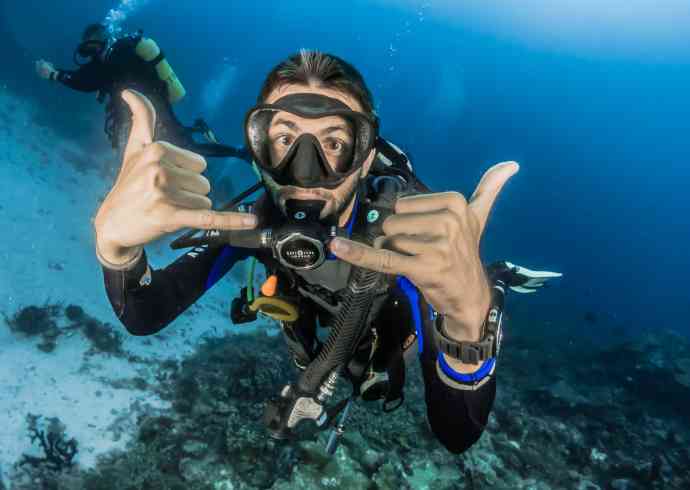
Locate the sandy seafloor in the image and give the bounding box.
[0,85,264,486]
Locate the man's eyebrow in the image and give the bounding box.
[318,124,353,137]
[271,118,299,130]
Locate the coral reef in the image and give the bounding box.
[18,414,78,472]
[5,304,61,337]
[9,323,690,489]
[79,316,124,356]
[3,302,124,355]
[3,303,63,352]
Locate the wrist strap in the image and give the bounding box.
[95,240,144,271]
[435,316,494,364]
[435,354,496,390]
[433,279,506,364]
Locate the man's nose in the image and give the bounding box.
[288,137,329,186]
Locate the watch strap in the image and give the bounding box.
[434,315,496,364]
[432,279,506,364]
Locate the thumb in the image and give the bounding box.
[469,161,520,234]
[121,89,157,166]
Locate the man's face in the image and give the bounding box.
[268,113,355,173]
[261,84,376,224]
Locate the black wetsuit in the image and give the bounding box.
[100,180,498,455]
[53,33,246,159]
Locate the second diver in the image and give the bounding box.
[36,23,249,161]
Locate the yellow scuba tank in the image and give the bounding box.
[135,37,186,104]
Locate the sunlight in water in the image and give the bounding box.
[377,0,690,59]
[104,0,152,35]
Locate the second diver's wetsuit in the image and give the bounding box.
[98,157,500,454]
[53,33,246,160]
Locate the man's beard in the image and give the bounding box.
[261,170,361,223]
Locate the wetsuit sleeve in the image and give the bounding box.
[419,318,497,454]
[54,62,107,92]
[101,244,251,335]
[397,277,496,454]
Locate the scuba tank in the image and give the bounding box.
[135,37,186,104]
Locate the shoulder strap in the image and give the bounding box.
[130,29,144,42]
[372,137,431,193]
[375,137,414,172]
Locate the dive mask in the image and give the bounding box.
[244,93,378,189]
[74,40,107,66]
[77,40,106,57]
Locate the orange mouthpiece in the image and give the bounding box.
[260,274,278,297]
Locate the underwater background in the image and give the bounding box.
[0,0,689,488]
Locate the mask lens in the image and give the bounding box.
[246,107,279,169]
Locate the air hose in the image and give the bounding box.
[297,178,398,396]
[297,264,382,394]
[246,256,257,303]
[263,261,384,439]
[263,182,398,440]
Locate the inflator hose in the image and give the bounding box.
[297,265,381,394]
[294,180,402,396]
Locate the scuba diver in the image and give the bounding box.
[35,23,249,160]
[92,50,561,455]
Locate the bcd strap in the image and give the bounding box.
[149,51,165,66]
[375,137,412,172]
[373,137,431,193]
[382,355,405,412]
[380,316,415,413]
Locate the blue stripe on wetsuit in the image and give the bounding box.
[438,353,496,383]
[396,276,423,355]
[204,245,251,291]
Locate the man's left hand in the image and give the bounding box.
[35,60,57,80]
[330,161,519,345]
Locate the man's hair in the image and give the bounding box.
[82,23,107,42]
[258,49,375,116]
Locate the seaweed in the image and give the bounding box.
[18,414,78,472]
[3,302,125,356]
[64,304,85,322]
[80,317,124,355]
[4,304,61,337]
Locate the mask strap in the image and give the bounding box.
[251,162,263,181]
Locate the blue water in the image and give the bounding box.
[2,1,689,328]
[16,2,690,336]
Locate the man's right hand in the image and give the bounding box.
[35,60,57,80]
[93,89,257,266]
